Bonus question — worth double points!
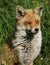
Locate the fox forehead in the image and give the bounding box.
[24,9,40,21]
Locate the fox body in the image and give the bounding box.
[12,6,43,65]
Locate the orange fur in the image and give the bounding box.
[17,9,40,28]
[1,43,19,65]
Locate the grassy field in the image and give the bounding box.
[0,0,50,65]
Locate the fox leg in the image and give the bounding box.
[9,58,14,65]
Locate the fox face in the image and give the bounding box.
[16,5,43,40]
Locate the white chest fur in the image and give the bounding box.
[12,29,42,65]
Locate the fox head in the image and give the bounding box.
[16,5,43,40]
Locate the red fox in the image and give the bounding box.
[13,5,43,65]
[1,5,43,65]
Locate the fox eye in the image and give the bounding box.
[36,20,39,24]
[24,22,31,25]
[24,21,31,25]
[27,22,31,24]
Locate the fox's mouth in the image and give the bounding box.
[24,31,34,41]
[23,29,39,41]
[26,30,34,41]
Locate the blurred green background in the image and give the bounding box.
[0,0,50,65]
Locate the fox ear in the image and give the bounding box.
[16,5,25,19]
[34,6,43,17]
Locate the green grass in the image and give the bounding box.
[0,0,50,65]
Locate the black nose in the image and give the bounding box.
[35,28,39,32]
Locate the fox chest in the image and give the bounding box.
[13,31,42,64]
